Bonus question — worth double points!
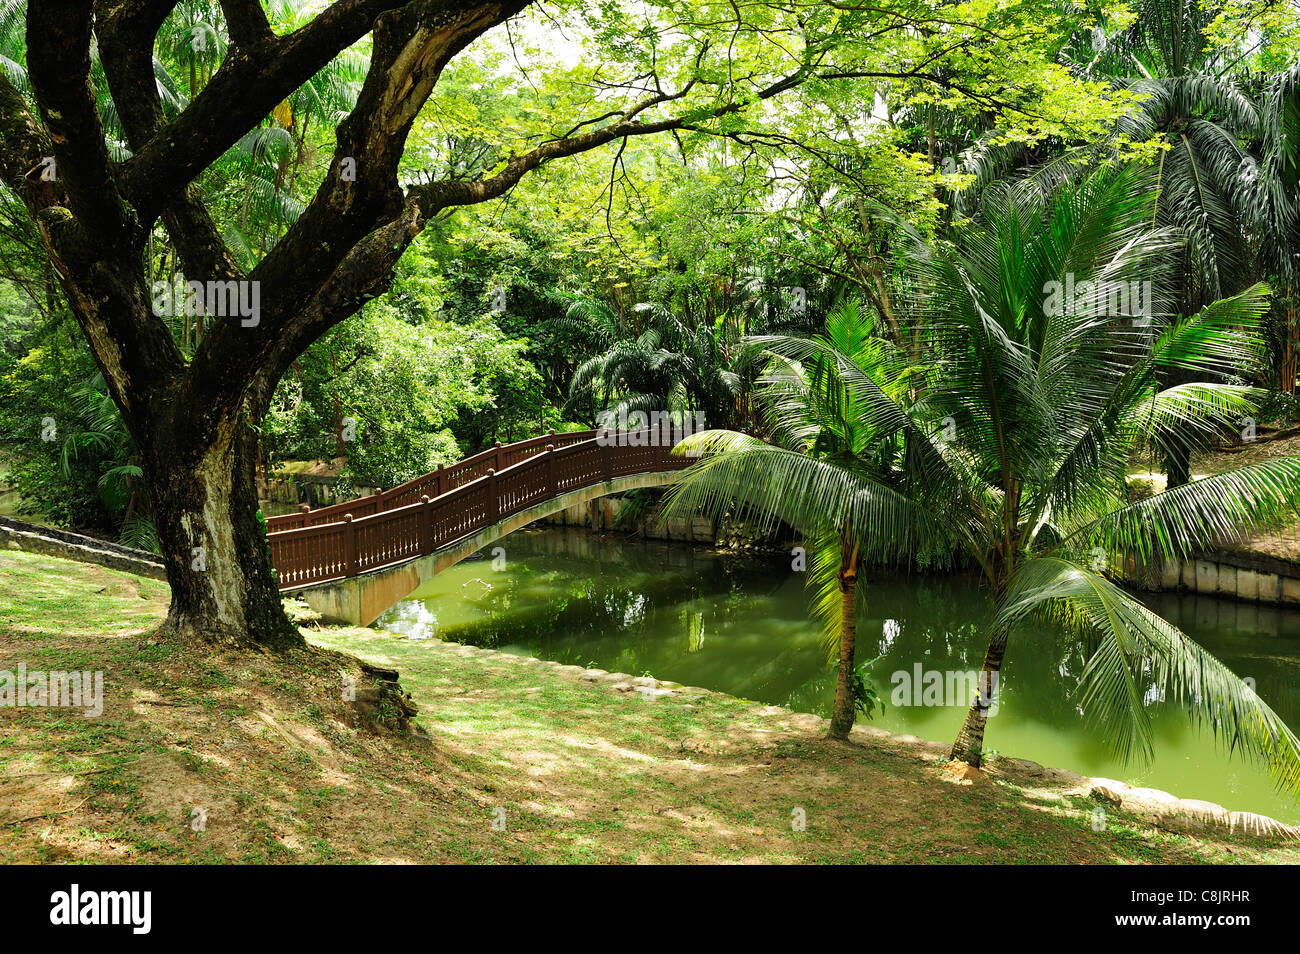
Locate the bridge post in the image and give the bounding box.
[602,439,613,481]
[419,495,432,553]
[485,468,499,522]
[494,440,502,471]
[343,514,357,577]
[546,444,556,494]
[433,465,443,496]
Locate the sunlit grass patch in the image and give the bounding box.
[3,550,1298,864]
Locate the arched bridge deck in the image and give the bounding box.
[266,429,690,625]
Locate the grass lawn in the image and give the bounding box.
[1,548,1297,864]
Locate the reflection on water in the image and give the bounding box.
[377,527,1300,822]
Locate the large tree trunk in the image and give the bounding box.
[140,403,301,649]
[827,543,860,740]
[4,0,759,657]
[949,628,1007,766]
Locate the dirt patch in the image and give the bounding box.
[1198,431,1300,562]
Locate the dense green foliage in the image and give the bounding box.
[665,166,1300,787]
[0,0,1297,555]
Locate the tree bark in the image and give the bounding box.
[827,542,860,740]
[136,396,301,649]
[948,628,1007,766]
[1164,443,1192,490]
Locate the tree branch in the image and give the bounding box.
[219,0,274,49]
[0,70,53,196]
[94,0,180,139]
[189,0,528,407]
[26,1,131,234]
[116,0,458,220]
[96,0,245,286]
[14,5,185,424]
[412,68,805,214]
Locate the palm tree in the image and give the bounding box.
[1064,0,1300,457]
[566,298,747,430]
[1246,61,1300,393]
[959,0,1299,426]
[664,169,1300,798]
[1080,0,1257,300]
[662,297,940,739]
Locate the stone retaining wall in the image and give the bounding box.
[538,490,800,550]
[1120,548,1300,607]
[0,515,166,580]
[539,492,717,543]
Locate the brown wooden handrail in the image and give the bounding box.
[265,429,597,531]
[268,430,691,590]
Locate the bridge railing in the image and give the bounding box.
[269,431,692,590]
[265,429,597,531]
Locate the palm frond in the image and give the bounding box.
[1071,457,1300,565]
[995,557,1300,796]
[662,430,940,564]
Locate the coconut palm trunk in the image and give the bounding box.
[949,627,1008,766]
[828,540,860,740]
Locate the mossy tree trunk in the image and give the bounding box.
[137,391,300,648]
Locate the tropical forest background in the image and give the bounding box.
[1,0,1298,552]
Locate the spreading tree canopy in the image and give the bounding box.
[0,0,1153,647]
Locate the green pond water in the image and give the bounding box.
[375,527,1300,824]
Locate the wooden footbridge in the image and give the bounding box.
[265,429,692,624]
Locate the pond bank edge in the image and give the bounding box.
[415,633,1300,842]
